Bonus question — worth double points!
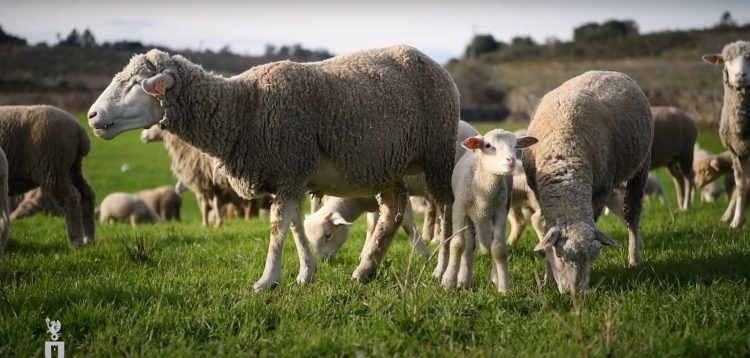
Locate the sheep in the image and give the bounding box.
[136,186,182,221]
[9,188,63,221]
[524,71,653,294]
[0,148,9,252]
[99,192,161,225]
[0,105,95,248]
[88,45,458,291]
[441,129,538,292]
[304,195,429,261]
[648,106,697,211]
[693,145,734,188]
[703,41,750,228]
[506,171,544,246]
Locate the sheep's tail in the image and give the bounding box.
[77,125,92,158]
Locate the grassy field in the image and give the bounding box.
[1,117,749,357]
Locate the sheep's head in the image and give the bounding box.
[304,211,353,261]
[88,49,180,139]
[462,129,538,176]
[693,157,724,188]
[140,124,165,143]
[703,40,750,89]
[534,223,621,294]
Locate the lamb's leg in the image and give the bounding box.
[253,197,298,292]
[72,172,96,244]
[423,200,436,243]
[48,180,85,248]
[491,211,510,293]
[401,201,429,257]
[441,211,469,289]
[507,207,525,246]
[289,207,316,284]
[352,182,408,283]
[458,220,482,289]
[432,202,452,279]
[624,163,648,267]
[211,195,223,228]
[729,155,749,229]
[196,193,210,227]
[667,164,686,211]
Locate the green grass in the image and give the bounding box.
[1,117,749,356]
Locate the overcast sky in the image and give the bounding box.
[2,0,749,63]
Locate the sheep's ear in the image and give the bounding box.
[534,227,560,251]
[516,136,538,149]
[702,54,724,65]
[709,158,722,171]
[462,136,484,150]
[142,72,174,96]
[329,212,353,226]
[595,229,621,248]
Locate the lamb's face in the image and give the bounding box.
[535,223,620,294]
[304,211,352,261]
[693,158,722,188]
[462,129,538,176]
[140,125,164,143]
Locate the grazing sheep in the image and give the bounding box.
[524,71,653,294]
[649,106,697,210]
[0,148,9,252]
[693,145,734,188]
[99,192,161,225]
[136,186,182,221]
[442,129,537,292]
[9,188,63,220]
[88,45,458,291]
[304,195,429,261]
[0,105,95,248]
[703,40,750,228]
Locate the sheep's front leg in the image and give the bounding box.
[624,164,648,267]
[48,180,85,248]
[423,200,436,243]
[211,195,223,227]
[490,211,510,293]
[289,207,316,284]
[729,155,749,229]
[441,212,469,289]
[506,207,525,246]
[667,164,686,211]
[433,203,452,279]
[458,220,483,289]
[352,183,407,283]
[253,197,298,292]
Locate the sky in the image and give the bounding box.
[1,0,749,64]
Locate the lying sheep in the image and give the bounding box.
[304,196,429,261]
[524,71,653,294]
[0,148,9,252]
[136,186,182,221]
[703,41,750,228]
[10,187,63,220]
[442,129,537,293]
[649,106,697,211]
[0,105,95,248]
[99,192,161,225]
[89,45,458,291]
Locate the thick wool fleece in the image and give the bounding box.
[718,41,750,158]
[523,71,653,258]
[649,106,697,169]
[116,45,458,203]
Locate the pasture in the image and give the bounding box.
[0,118,748,356]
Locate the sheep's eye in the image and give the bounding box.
[484,143,491,149]
[324,233,332,240]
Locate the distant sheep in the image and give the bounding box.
[88,45,458,291]
[524,71,653,294]
[99,192,161,225]
[703,40,750,228]
[0,105,95,248]
[649,106,697,211]
[136,186,182,221]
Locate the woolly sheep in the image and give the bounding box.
[693,145,734,188]
[442,129,537,292]
[649,106,697,210]
[99,192,161,225]
[524,71,653,294]
[136,186,182,221]
[304,196,429,261]
[0,148,9,252]
[88,45,458,291]
[10,188,63,220]
[0,105,95,248]
[703,40,750,228]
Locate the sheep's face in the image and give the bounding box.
[88,72,164,139]
[304,211,352,261]
[703,41,750,89]
[534,223,620,294]
[693,158,722,188]
[140,125,165,143]
[462,129,538,176]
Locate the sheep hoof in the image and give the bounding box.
[721,212,733,223]
[351,265,376,283]
[296,266,316,285]
[432,267,445,280]
[68,239,88,249]
[252,277,279,292]
[730,217,746,229]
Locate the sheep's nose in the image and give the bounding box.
[87,110,97,120]
[506,157,516,166]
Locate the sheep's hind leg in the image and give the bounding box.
[289,207,316,284]
[441,215,471,289]
[667,163,687,211]
[729,156,749,229]
[352,182,407,283]
[253,197,298,292]
[49,180,85,248]
[72,170,96,244]
[624,163,648,267]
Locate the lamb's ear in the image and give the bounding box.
[595,229,621,248]
[702,54,724,65]
[516,136,538,149]
[142,72,174,96]
[709,158,722,171]
[462,136,484,150]
[329,212,353,226]
[534,227,560,251]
